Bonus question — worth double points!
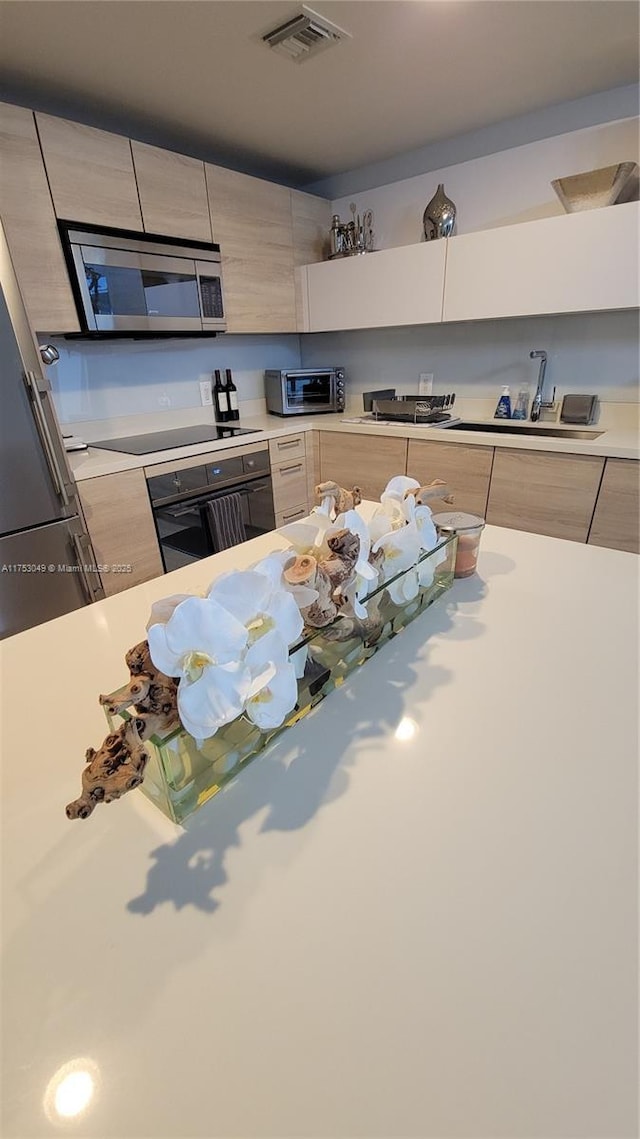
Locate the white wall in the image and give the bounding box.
[300,310,640,414]
[49,334,301,427]
[332,119,639,250]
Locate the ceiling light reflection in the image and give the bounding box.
[43,1057,100,1123]
[394,716,418,742]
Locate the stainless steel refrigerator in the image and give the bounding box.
[0,220,104,639]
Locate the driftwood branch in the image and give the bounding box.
[314,481,362,514]
[66,640,179,821]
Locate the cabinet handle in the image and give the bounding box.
[71,531,102,603]
[279,463,303,475]
[277,438,301,449]
[24,370,71,506]
[282,508,305,521]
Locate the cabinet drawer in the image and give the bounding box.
[275,503,308,527]
[269,434,306,466]
[272,459,308,511]
[588,458,640,554]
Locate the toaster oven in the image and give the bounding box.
[265,369,345,416]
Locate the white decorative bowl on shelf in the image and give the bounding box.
[551,162,639,213]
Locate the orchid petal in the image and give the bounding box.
[245,661,299,731]
[178,663,250,738]
[387,569,419,606]
[145,593,192,632]
[290,644,308,679]
[208,571,271,624]
[278,520,322,553]
[383,475,420,501]
[147,621,182,678]
[267,590,304,647]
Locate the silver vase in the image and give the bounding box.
[423,183,456,240]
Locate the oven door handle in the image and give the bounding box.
[157,481,270,517]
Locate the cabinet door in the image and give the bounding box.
[319,432,407,501]
[205,164,296,332]
[588,458,639,554]
[306,241,447,332]
[78,468,164,596]
[131,141,212,242]
[443,202,640,322]
[36,113,143,230]
[487,448,604,542]
[291,189,331,331]
[0,103,79,332]
[407,439,494,517]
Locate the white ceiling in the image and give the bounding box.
[1,0,638,184]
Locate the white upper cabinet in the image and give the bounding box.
[304,242,447,332]
[36,113,143,230]
[130,141,212,243]
[443,202,640,322]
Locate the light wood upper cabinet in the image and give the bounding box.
[36,113,143,230]
[205,163,296,333]
[0,103,79,333]
[486,448,604,542]
[304,241,447,332]
[406,439,494,517]
[588,458,639,554]
[443,202,640,322]
[78,468,164,596]
[290,189,331,330]
[130,141,212,242]
[319,431,407,501]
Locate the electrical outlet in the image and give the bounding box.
[419,373,434,396]
[158,395,171,409]
[199,379,213,407]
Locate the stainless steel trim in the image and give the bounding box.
[71,531,97,603]
[72,243,98,329]
[92,314,205,332]
[81,246,197,275]
[24,370,70,505]
[66,228,221,263]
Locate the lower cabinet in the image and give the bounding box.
[319,432,407,501]
[78,468,164,596]
[486,449,605,542]
[269,434,310,523]
[406,439,494,517]
[588,458,640,554]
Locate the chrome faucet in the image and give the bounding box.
[529,350,555,421]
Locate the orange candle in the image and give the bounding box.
[432,512,485,578]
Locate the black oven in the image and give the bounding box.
[147,450,275,572]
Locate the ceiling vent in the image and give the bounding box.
[261,5,350,63]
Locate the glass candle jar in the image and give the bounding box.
[432,511,485,578]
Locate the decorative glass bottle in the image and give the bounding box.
[423,184,457,240]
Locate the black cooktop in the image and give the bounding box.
[91,425,260,455]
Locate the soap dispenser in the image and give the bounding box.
[494,386,511,419]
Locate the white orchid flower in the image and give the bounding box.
[383,475,420,502]
[244,630,299,731]
[372,520,423,582]
[208,569,303,649]
[386,551,439,605]
[147,596,251,739]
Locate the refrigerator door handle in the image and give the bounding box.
[24,370,72,507]
[71,529,103,604]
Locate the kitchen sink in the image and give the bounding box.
[454,422,604,440]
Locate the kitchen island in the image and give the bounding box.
[1,525,638,1138]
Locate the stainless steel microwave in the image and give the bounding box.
[265,368,345,416]
[58,221,226,334]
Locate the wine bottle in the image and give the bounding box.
[213,370,229,422]
[225,369,240,421]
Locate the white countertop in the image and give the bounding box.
[68,411,639,482]
[1,525,638,1138]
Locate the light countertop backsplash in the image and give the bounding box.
[48,333,301,427]
[47,310,639,439]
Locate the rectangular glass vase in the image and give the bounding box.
[106,534,458,823]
